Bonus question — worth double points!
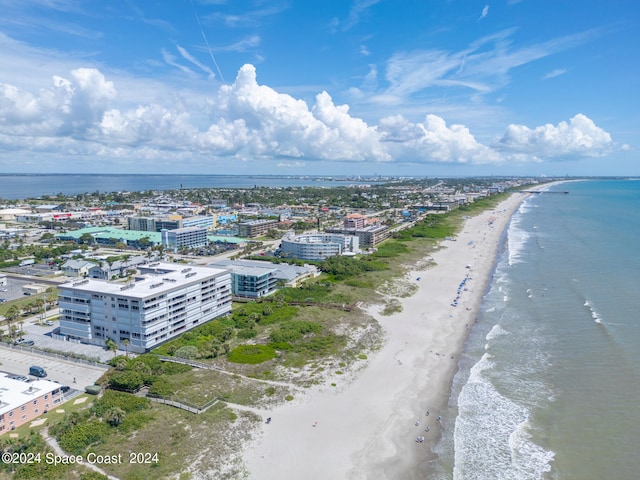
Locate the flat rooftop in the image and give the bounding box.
[59,262,229,298]
[0,373,60,416]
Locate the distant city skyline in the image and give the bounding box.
[0,1,637,177]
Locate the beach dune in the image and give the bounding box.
[243,192,528,480]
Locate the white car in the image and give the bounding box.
[45,321,54,326]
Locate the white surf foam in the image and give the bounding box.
[507,213,531,266]
[453,353,555,480]
[584,298,603,324]
[486,324,509,342]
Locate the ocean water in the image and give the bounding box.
[437,179,640,479]
[0,174,381,200]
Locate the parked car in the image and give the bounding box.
[29,366,47,377]
[45,321,54,326]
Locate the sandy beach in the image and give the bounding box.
[243,191,532,479]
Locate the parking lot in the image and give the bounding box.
[0,344,108,390]
[0,274,61,303]
[14,315,125,361]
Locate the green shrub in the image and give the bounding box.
[80,473,109,480]
[269,321,322,343]
[161,361,192,375]
[268,341,293,351]
[57,421,109,455]
[227,345,276,364]
[92,390,151,415]
[237,328,257,339]
[107,371,144,391]
[174,345,199,359]
[148,378,173,397]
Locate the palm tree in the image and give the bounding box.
[5,306,19,340]
[33,297,45,323]
[104,407,126,427]
[122,339,130,358]
[105,338,118,357]
[46,287,57,309]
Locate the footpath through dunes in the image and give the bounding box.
[242,190,536,480]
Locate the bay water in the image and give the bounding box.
[0,174,380,200]
[436,179,640,479]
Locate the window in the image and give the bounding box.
[33,400,37,405]
[20,406,25,411]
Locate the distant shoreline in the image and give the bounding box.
[0,173,387,200]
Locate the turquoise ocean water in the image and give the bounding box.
[433,179,640,479]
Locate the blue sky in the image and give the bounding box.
[0,0,637,177]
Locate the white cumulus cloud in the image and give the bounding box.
[0,63,617,170]
[496,114,613,160]
[379,114,501,164]
[0,67,115,137]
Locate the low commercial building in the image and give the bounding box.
[56,226,161,249]
[22,284,48,295]
[0,373,65,434]
[280,233,359,261]
[58,262,232,353]
[0,208,31,222]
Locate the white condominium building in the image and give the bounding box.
[58,262,231,353]
[280,233,359,261]
[161,226,208,252]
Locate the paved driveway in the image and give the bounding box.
[15,311,125,363]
